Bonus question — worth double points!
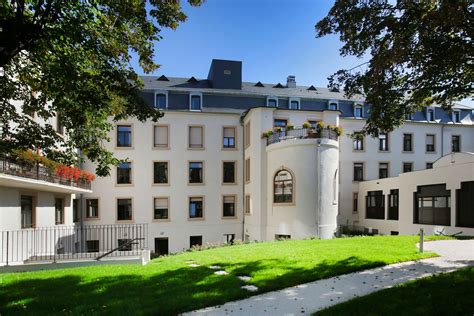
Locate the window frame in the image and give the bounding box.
[188,161,204,185]
[222,126,237,150]
[116,197,133,222]
[288,97,300,110]
[451,135,461,152]
[273,168,295,205]
[153,124,170,149]
[452,110,461,123]
[352,192,358,214]
[154,90,168,109]
[54,197,65,225]
[153,161,169,185]
[116,124,133,148]
[189,92,202,111]
[222,161,237,185]
[245,194,251,215]
[353,162,364,182]
[188,125,204,150]
[353,103,363,118]
[116,161,133,185]
[245,158,250,183]
[327,100,339,111]
[426,107,435,122]
[152,196,170,221]
[85,198,100,220]
[188,196,204,220]
[402,133,413,152]
[378,133,389,152]
[266,96,278,108]
[425,134,436,153]
[21,195,35,229]
[403,162,413,173]
[352,133,364,151]
[222,195,237,218]
[378,162,389,179]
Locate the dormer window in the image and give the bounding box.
[404,113,413,120]
[267,97,278,108]
[289,98,300,110]
[452,110,461,123]
[426,108,435,122]
[154,91,168,109]
[328,100,338,111]
[190,93,202,111]
[353,104,363,118]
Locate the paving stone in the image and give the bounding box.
[238,276,251,281]
[214,270,229,275]
[188,263,200,267]
[209,265,221,269]
[241,285,258,292]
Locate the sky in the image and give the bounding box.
[132,0,473,107]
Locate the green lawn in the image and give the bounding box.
[316,266,474,316]
[0,236,439,315]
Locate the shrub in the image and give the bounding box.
[302,122,311,129]
[287,124,294,131]
[316,121,325,130]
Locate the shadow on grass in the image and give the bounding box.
[0,256,385,315]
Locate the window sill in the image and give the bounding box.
[187,147,205,151]
[188,182,205,186]
[425,151,437,154]
[85,217,100,221]
[152,146,170,150]
[152,219,171,222]
[116,220,134,223]
[377,150,391,153]
[222,182,238,186]
[222,216,238,220]
[115,183,134,187]
[222,147,238,151]
[188,217,205,221]
[272,202,295,207]
[152,183,170,186]
[115,146,134,150]
[402,150,414,153]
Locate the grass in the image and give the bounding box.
[0,236,441,315]
[316,266,474,316]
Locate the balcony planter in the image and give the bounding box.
[307,130,321,138]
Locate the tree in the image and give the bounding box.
[0,0,202,176]
[316,0,473,135]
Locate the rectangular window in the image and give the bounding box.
[453,111,461,123]
[289,100,299,110]
[426,134,435,152]
[189,162,203,184]
[223,127,236,149]
[403,162,413,173]
[379,133,389,151]
[267,98,278,107]
[153,161,168,184]
[117,162,132,184]
[155,93,167,109]
[452,135,460,152]
[353,192,358,213]
[21,195,34,228]
[427,109,435,121]
[245,158,250,183]
[274,119,287,132]
[154,197,169,220]
[354,106,362,118]
[366,191,384,219]
[244,122,251,148]
[245,195,251,215]
[190,235,202,247]
[117,198,132,221]
[404,113,413,120]
[86,199,99,219]
[87,240,99,253]
[189,197,203,219]
[426,162,433,169]
[153,125,169,148]
[188,126,203,149]
[403,134,412,152]
[117,125,132,147]
[55,198,64,225]
[56,114,64,135]
[190,94,202,111]
[353,134,364,151]
[73,198,79,223]
[118,239,132,251]
[388,189,399,220]
[223,195,236,217]
[414,184,450,226]
[379,163,389,179]
[353,163,364,181]
[223,161,236,184]
[328,102,338,110]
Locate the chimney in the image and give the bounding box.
[286,75,296,88]
[207,59,242,90]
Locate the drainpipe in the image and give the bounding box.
[316,140,322,237]
[240,114,246,242]
[441,124,445,157]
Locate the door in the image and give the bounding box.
[21,195,34,228]
[154,237,169,256]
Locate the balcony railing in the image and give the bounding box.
[0,224,148,264]
[266,128,339,146]
[0,154,91,190]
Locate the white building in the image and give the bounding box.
[2,59,473,259]
[78,59,474,255]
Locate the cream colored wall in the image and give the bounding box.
[338,118,474,226]
[357,153,474,236]
[0,187,74,231]
[83,111,243,253]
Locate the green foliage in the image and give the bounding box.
[0,236,438,315]
[302,122,311,129]
[316,1,472,136]
[261,130,274,139]
[316,121,325,131]
[0,1,202,176]
[316,267,474,316]
[286,124,294,131]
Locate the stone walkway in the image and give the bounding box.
[184,240,474,316]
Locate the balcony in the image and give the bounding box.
[0,154,92,192]
[266,128,339,146]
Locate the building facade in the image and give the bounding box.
[79,59,474,254]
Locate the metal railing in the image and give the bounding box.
[0,224,148,265]
[0,154,91,190]
[266,128,339,146]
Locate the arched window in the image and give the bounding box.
[274,169,294,203]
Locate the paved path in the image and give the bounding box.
[185,240,474,316]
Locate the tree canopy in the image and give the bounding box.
[316,0,473,135]
[0,0,202,176]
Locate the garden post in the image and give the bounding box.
[419,228,424,253]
